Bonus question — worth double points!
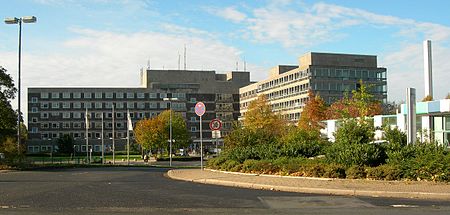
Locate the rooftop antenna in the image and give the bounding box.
[147,59,151,70]
[235,61,238,71]
[178,51,181,70]
[244,58,247,72]
[184,44,187,70]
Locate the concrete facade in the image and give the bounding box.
[239,52,387,122]
[27,69,250,153]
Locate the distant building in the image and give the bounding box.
[27,69,250,153]
[239,52,387,122]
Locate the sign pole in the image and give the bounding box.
[200,115,203,170]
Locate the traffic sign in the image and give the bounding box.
[209,119,222,131]
[195,102,206,116]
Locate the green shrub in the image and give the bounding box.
[366,164,402,180]
[298,161,326,177]
[324,164,346,178]
[326,142,386,167]
[346,165,367,179]
[220,160,240,171]
[224,127,277,149]
[207,156,228,169]
[334,118,375,145]
[279,128,327,158]
[241,159,259,173]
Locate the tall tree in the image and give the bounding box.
[134,117,165,156]
[57,134,74,154]
[326,80,382,119]
[0,66,18,143]
[158,110,191,150]
[298,90,327,131]
[243,95,285,136]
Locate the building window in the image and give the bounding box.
[31,107,38,113]
[95,92,103,99]
[63,92,71,98]
[52,123,59,129]
[51,92,59,99]
[73,112,81,118]
[62,102,70,109]
[149,102,157,109]
[84,102,92,109]
[116,92,124,98]
[190,117,196,122]
[51,112,60,117]
[105,102,113,109]
[31,117,38,123]
[52,103,59,109]
[116,112,124,119]
[116,102,124,109]
[137,93,145,99]
[191,126,197,132]
[127,102,135,109]
[63,122,70,128]
[95,102,102,109]
[73,92,81,99]
[73,102,81,109]
[105,92,113,98]
[41,102,49,109]
[137,112,145,119]
[41,123,49,129]
[63,112,70,119]
[41,92,49,99]
[137,102,145,109]
[73,123,81,128]
[173,93,186,99]
[41,112,49,118]
[160,93,167,99]
[126,92,134,98]
[160,102,167,109]
[84,92,92,98]
[190,98,196,103]
[149,93,157,99]
[31,97,38,103]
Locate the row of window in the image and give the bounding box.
[37,121,135,130]
[40,132,133,139]
[257,70,310,92]
[28,145,110,153]
[31,102,188,113]
[312,82,387,93]
[38,92,183,100]
[311,68,387,80]
[35,111,159,120]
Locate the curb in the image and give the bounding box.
[167,170,450,201]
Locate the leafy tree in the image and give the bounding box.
[224,122,276,149]
[158,110,191,151]
[445,93,450,99]
[298,90,327,131]
[0,66,18,143]
[0,137,25,163]
[334,118,375,145]
[57,134,74,154]
[326,80,382,119]
[422,95,433,102]
[134,110,190,157]
[243,95,285,136]
[134,116,165,157]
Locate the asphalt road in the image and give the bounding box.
[0,167,449,214]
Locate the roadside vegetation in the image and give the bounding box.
[208,81,450,182]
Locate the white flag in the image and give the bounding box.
[127,110,133,131]
[85,108,90,129]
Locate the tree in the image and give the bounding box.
[326,80,382,119]
[445,93,450,99]
[422,95,433,102]
[158,110,191,151]
[298,90,327,131]
[134,117,165,157]
[57,134,74,154]
[243,95,285,136]
[134,110,190,157]
[0,66,18,143]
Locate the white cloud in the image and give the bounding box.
[206,6,247,23]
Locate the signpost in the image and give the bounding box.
[210,119,222,155]
[195,102,206,170]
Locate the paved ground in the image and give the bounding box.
[0,167,449,214]
[168,169,450,200]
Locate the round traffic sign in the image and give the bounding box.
[209,119,222,131]
[195,102,206,116]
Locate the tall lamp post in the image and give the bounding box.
[163,97,178,167]
[4,16,37,153]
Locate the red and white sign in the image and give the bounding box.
[195,102,206,117]
[209,119,222,131]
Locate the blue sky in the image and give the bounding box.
[1,0,450,110]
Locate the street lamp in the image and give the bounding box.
[4,16,37,153]
[163,97,178,167]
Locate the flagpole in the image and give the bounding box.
[101,112,104,164]
[127,109,130,166]
[112,104,115,165]
[85,107,89,164]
